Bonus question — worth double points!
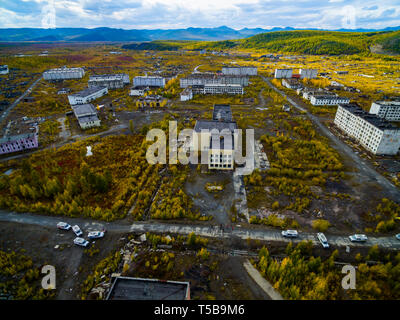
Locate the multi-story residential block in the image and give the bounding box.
[0,132,38,155]
[369,101,400,121]
[203,84,244,95]
[0,65,9,75]
[180,88,193,101]
[43,67,85,80]
[221,66,257,76]
[302,89,332,100]
[193,120,238,170]
[310,94,350,106]
[133,76,165,88]
[71,103,101,129]
[274,69,293,79]
[129,88,145,96]
[299,69,318,79]
[282,78,302,90]
[334,104,400,155]
[88,73,130,89]
[180,73,249,88]
[68,86,108,105]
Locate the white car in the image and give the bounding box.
[317,232,329,248]
[349,234,368,242]
[281,230,298,238]
[73,237,89,247]
[72,225,83,237]
[88,231,105,239]
[57,222,71,230]
[396,234,400,241]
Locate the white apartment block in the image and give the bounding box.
[203,84,244,95]
[88,73,130,89]
[180,73,249,88]
[72,103,101,129]
[193,120,238,170]
[129,88,145,96]
[274,69,293,79]
[299,69,318,79]
[334,104,400,155]
[133,76,165,88]
[282,79,302,90]
[180,88,193,101]
[43,67,85,80]
[0,65,9,75]
[369,101,400,122]
[310,95,350,106]
[222,66,257,76]
[68,86,108,105]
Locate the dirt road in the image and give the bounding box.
[1,210,399,249]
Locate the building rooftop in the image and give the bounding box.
[77,115,100,125]
[374,100,400,107]
[72,103,97,117]
[204,83,242,88]
[212,104,233,122]
[339,104,399,130]
[194,120,237,133]
[70,86,107,98]
[106,277,190,300]
[0,132,37,144]
[89,74,127,80]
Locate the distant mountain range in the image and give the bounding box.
[1,26,400,42]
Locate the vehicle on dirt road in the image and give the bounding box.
[57,222,71,230]
[349,234,368,242]
[317,232,329,248]
[88,231,105,239]
[72,225,83,237]
[73,237,89,247]
[281,230,298,238]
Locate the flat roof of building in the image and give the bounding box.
[374,100,400,107]
[72,103,97,117]
[194,120,237,132]
[77,115,100,124]
[213,104,232,122]
[204,83,242,88]
[339,104,399,130]
[106,277,190,300]
[70,86,107,98]
[89,73,128,80]
[0,132,37,144]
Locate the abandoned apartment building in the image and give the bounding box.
[88,73,130,89]
[0,119,39,155]
[192,104,238,170]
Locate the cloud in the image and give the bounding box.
[0,0,399,30]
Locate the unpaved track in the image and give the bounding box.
[0,210,399,249]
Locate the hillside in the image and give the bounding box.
[123,30,400,56]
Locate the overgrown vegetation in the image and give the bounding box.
[255,242,400,299]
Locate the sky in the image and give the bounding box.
[0,0,399,30]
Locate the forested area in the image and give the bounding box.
[0,123,200,221]
[0,250,54,299]
[256,242,400,299]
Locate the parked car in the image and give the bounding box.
[72,225,83,237]
[88,231,105,239]
[281,230,298,238]
[317,233,329,248]
[349,234,368,242]
[73,237,89,247]
[396,234,400,241]
[57,222,71,230]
